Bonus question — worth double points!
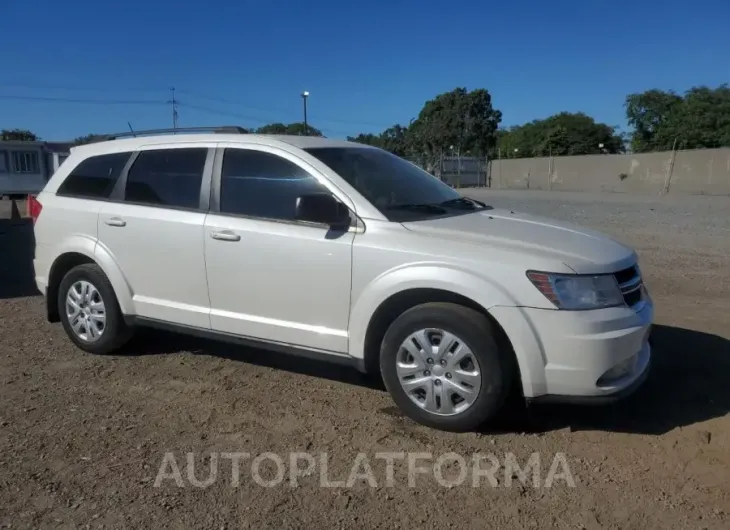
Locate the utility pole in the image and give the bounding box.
[168,87,179,129]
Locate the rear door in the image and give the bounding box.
[34,151,133,291]
[97,144,214,328]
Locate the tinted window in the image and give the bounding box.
[220,149,327,221]
[304,147,475,220]
[57,152,131,199]
[125,148,207,209]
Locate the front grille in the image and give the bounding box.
[613,265,643,307]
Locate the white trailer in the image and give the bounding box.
[0,141,71,198]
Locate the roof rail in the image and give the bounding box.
[101,126,248,141]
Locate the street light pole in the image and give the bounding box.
[301,91,309,135]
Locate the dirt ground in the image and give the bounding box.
[1,191,729,529]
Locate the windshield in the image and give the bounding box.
[304,147,485,221]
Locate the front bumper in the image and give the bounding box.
[492,299,653,401]
[527,341,651,405]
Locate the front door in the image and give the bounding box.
[204,146,354,353]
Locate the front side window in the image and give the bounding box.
[125,148,207,209]
[220,149,328,221]
[304,147,487,221]
[57,152,132,199]
[0,151,8,173]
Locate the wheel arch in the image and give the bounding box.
[46,244,134,322]
[356,287,524,397]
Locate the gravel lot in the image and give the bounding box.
[1,191,729,529]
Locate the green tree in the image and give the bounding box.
[1,129,38,141]
[256,122,323,136]
[410,88,502,163]
[347,125,414,157]
[625,85,730,152]
[625,89,683,152]
[496,113,624,157]
[72,134,107,146]
[668,85,730,150]
[346,133,383,148]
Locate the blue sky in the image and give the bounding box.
[1,0,728,141]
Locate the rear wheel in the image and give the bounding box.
[380,302,512,432]
[58,263,133,354]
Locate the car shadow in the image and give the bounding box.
[121,323,727,436]
[119,327,385,391]
[483,324,730,436]
[0,219,40,299]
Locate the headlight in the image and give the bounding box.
[527,271,624,310]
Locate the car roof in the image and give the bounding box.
[69,133,373,156]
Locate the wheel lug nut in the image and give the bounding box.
[424,370,430,376]
[426,358,434,364]
[445,373,452,379]
[440,359,446,366]
[434,379,441,386]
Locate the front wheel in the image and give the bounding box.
[380,302,513,432]
[57,263,133,354]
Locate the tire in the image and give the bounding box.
[57,263,133,354]
[380,302,513,432]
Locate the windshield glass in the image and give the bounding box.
[304,147,483,221]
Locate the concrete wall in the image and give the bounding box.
[487,148,730,195]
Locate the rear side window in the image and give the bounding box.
[125,148,207,209]
[220,149,326,220]
[57,152,131,199]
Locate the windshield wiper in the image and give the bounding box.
[386,203,448,214]
[438,197,490,209]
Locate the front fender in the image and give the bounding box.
[348,263,515,361]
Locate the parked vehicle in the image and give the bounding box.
[31,126,653,432]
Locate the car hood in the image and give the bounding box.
[401,208,637,274]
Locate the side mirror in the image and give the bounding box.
[295,193,351,228]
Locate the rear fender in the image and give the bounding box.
[93,240,135,315]
[48,236,135,316]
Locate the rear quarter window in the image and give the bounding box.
[56,152,132,199]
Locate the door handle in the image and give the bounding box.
[104,217,126,227]
[210,230,241,242]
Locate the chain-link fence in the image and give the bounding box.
[407,155,490,188]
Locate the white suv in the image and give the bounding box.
[31,127,653,432]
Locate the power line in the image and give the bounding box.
[178,102,273,125]
[178,102,354,136]
[0,89,374,135]
[0,83,395,130]
[174,88,394,129]
[1,82,397,129]
[0,94,164,105]
[0,81,165,94]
